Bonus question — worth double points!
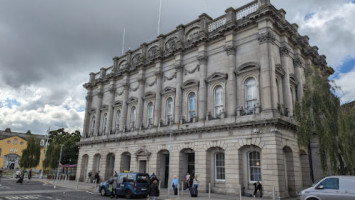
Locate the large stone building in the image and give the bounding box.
[76,0,333,197]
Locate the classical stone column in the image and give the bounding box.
[225,45,237,117]
[294,52,305,101]
[83,90,93,138]
[137,76,145,129]
[258,30,276,114]
[280,45,293,116]
[174,63,183,124]
[94,88,103,136]
[154,63,163,126]
[106,83,116,135]
[120,74,130,131]
[198,51,208,121]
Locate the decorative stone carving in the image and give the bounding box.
[224,45,236,56]
[97,91,104,98]
[293,56,303,67]
[197,55,208,65]
[280,46,290,56]
[165,37,177,53]
[146,78,157,88]
[184,65,200,75]
[258,31,276,43]
[164,71,177,82]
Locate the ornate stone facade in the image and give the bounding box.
[76,0,333,197]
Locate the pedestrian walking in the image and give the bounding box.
[16,170,24,184]
[172,175,179,195]
[27,169,32,183]
[150,173,159,186]
[95,171,100,184]
[253,181,262,198]
[0,168,3,186]
[185,172,190,189]
[110,171,118,199]
[189,175,198,197]
[16,168,20,179]
[87,171,92,183]
[148,179,159,200]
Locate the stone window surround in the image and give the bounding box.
[215,152,226,181]
[248,150,262,183]
[183,80,199,123]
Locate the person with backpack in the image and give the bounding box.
[171,175,179,195]
[148,180,159,200]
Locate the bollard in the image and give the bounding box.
[159,180,161,192]
[181,181,184,196]
[76,177,79,190]
[273,186,275,200]
[94,179,97,189]
[178,182,180,198]
[208,182,211,199]
[239,184,242,200]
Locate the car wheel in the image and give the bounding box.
[125,190,132,199]
[100,188,106,196]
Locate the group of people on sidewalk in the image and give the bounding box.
[15,168,32,184]
[170,172,199,197]
[86,170,100,184]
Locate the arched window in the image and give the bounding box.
[248,151,261,182]
[188,92,197,122]
[291,88,295,110]
[215,152,225,180]
[130,106,136,128]
[214,86,224,117]
[14,138,18,145]
[91,116,96,135]
[245,78,257,114]
[166,98,173,124]
[102,113,108,135]
[115,110,121,129]
[147,102,154,126]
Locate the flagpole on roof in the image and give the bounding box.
[157,0,162,36]
[122,28,126,55]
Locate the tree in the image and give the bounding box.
[295,66,355,176]
[19,136,41,169]
[43,128,81,169]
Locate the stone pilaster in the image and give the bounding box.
[198,49,208,121]
[137,75,145,129]
[294,50,305,101]
[195,150,207,192]
[258,29,276,114]
[106,83,116,135]
[120,74,130,131]
[154,63,163,126]
[280,44,293,116]
[83,91,93,137]
[174,62,184,124]
[94,88,103,136]
[225,44,237,117]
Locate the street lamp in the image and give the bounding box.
[40,128,50,179]
[55,144,64,184]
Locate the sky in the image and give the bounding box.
[1,0,355,135]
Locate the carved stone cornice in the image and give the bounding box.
[224,45,236,56]
[279,46,290,57]
[97,91,104,98]
[174,63,184,72]
[258,31,276,44]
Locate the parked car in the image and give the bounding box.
[99,172,150,198]
[298,176,355,200]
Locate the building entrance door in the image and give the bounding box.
[179,148,195,182]
[139,160,147,173]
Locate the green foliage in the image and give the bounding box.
[295,66,355,175]
[19,136,41,169]
[43,128,81,169]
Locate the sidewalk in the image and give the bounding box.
[35,179,298,200]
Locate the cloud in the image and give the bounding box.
[334,68,355,103]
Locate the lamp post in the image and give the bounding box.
[40,128,50,179]
[167,132,172,198]
[55,144,64,184]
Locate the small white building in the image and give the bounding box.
[76,0,333,197]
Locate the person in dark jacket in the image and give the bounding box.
[148,180,159,200]
[95,171,100,184]
[27,169,32,183]
[253,181,262,197]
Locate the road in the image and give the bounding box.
[0,178,107,200]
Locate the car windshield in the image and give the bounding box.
[137,175,149,183]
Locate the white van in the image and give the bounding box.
[298,176,355,200]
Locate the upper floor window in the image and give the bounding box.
[147,102,154,126]
[166,98,173,124]
[214,86,224,117]
[130,106,136,128]
[14,138,18,145]
[276,79,280,105]
[91,116,95,134]
[215,152,225,181]
[115,110,121,129]
[102,113,108,134]
[0,148,2,156]
[248,151,261,182]
[245,78,257,114]
[188,92,197,122]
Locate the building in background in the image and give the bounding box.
[0,128,46,171]
[76,0,333,197]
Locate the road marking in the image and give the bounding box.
[85,191,94,194]
[0,186,10,190]
[4,195,41,199]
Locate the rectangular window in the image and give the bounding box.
[215,153,225,180]
[248,151,261,182]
